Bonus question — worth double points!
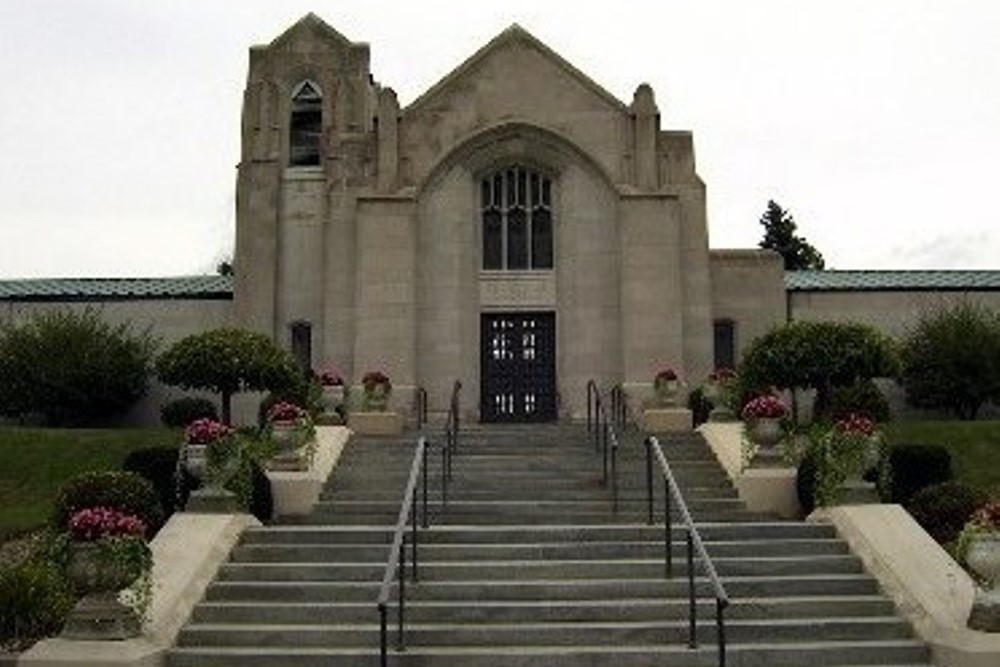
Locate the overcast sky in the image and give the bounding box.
[1,0,998,278]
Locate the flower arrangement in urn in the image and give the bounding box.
[362,370,392,411]
[265,401,315,469]
[741,393,788,451]
[61,506,152,639]
[958,501,1000,631]
[653,366,681,407]
[704,367,738,421]
[317,367,346,423]
[808,412,884,507]
[182,417,240,501]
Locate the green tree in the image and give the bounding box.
[738,320,900,421]
[901,301,1000,420]
[758,200,825,270]
[155,328,301,424]
[0,308,155,425]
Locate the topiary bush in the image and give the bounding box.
[160,397,218,428]
[886,444,953,505]
[0,559,74,651]
[906,482,989,545]
[122,446,190,517]
[0,308,156,426]
[828,379,890,423]
[687,387,713,427]
[796,448,819,516]
[156,328,301,424]
[51,471,164,537]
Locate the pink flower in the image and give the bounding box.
[267,401,306,423]
[68,506,147,542]
[741,394,788,420]
[317,368,343,386]
[835,413,877,436]
[362,370,391,392]
[654,367,678,383]
[709,367,737,383]
[184,418,233,444]
[970,502,1000,531]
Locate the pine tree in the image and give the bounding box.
[758,200,825,270]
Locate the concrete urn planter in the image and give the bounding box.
[270,421,304,454]
[654,379,680,407]
[747,418,783,449]
[320,385,345,421]
[61,542,142,640]
[364,383,391,412]
[967,532,1000,632]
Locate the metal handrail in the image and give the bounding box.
[376,437,430,665]
[610,384,636,432]
[585,380,619,512]
[644,436,730,667]
[415,386,428,431]
[442,380,462,485]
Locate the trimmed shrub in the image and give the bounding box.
[901,300,1000,420]
[886,444,953,505]
[51,471,164,537]
[156,328,301,424]
[160,397,218,428]
[0,560,74,651]
[0,308,156,426]
[687,387,712,427]
[906,482,989,544]
[828,379,890,423]
[122,446,186,516]
[796,449,818,516]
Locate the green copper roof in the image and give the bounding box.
[786,270,1000,292]
[0,276,233,301]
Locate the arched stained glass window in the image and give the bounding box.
[289,81,322,167]
[481,167,553,270]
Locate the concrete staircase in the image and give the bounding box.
[167,424,934,666]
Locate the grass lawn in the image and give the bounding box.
[884,419,1000,495]
[0,427,180,539]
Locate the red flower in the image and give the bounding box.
[654,367,678,383]
[68,506,147,542]
[834,413,877,437]
[185,418,233,444]
[741,394,788,420]
[267,401,307,422]
[970,501,1000,531]
[317,368,343,386]
[709,367,737,383]
[362,370,391,392]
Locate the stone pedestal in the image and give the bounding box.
[185,488,239,513]
[839,479,880,505]
[348,411,403,436]
[61,591,140,641]
[642,408,693,433]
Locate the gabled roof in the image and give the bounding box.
[406,23,627,114]
[786,270,1000,292]
[266,13,357,51]
[0,276,233,302]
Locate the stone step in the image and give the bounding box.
[204,574,882,603]
[191,595,896,624]
[287,509,770,525]
[176,616,912,648]
[230,538,849,563]
[214,555,863,583]
[167,640,930,667]
[238,522,837,545]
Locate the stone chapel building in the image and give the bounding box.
[2,14,998,425]
[232,14,785,422]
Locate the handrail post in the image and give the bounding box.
[601,416,608,485]
[421,444,429,529]
[396,537,406,651]
[586,383,593,435]
[411,484,418,582]
[379,602,388,667]
[687,529,696,649]
[441,442,448,508]
[717,597,727,667]
[611,433,618,514]
[645,437,654,525]
[666,478,673,579]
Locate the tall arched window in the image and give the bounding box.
[481,166,553,270]
[289,81,322,167]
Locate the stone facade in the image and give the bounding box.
[233,14,759,421]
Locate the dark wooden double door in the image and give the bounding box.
[480,312,557,422]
